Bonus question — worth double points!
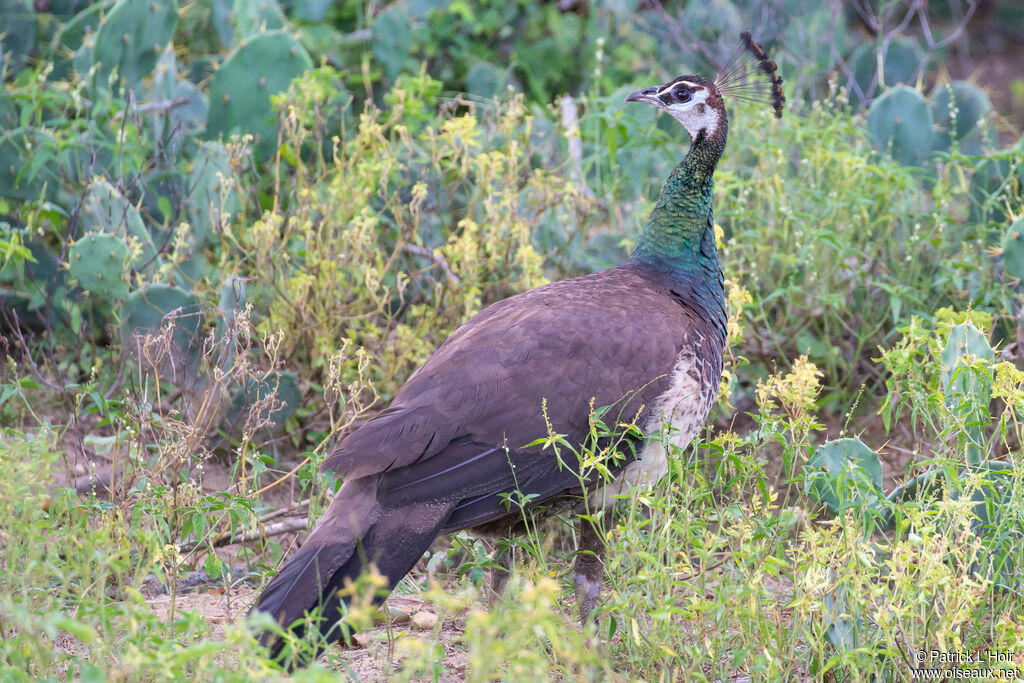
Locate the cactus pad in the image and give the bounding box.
[93,0,179,87]
[186,141,239,245]
[233,0,285,42]
[119,283,202,361]
[229,370,301,434]
[847,36,926,105]
[1002,217,1024,285]
[82,178,157,264]
[0,0,37,78]
[206,30,312,162]
[930,81,993,153]
[68,232,130,301]
[867,85,934,167]
[804,437,884,514]
[941,321,994,404]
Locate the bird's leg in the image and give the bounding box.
[574,519,605,625]
[488,544,513,609]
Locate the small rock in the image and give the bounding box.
[411,611,438,630]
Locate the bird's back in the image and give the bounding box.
[324,261,724,494]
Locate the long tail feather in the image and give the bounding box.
[251,475,455,667]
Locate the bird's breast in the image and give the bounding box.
[592,332,720,505]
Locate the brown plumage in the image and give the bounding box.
[252,265,722,664]
[252,32,783,667]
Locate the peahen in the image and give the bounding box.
[252,32,784,666]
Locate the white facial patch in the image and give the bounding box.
[659,82,719,138]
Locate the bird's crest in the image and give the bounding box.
[714,31,785,118]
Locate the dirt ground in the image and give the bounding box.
[146,587,470,680]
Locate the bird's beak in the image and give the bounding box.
[624,86,661,105]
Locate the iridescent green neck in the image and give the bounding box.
[627,123,728,340]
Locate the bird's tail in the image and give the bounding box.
[251,475,453,667]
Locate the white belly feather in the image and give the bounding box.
[590,344,716,506]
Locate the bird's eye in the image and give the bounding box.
[675,88,691,102]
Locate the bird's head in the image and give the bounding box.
[625,76,725,141]
[625,32,785,142]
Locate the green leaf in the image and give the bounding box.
[204,553,224,581]
[51,614,98,644]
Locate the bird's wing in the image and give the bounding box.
[324,265,716,484]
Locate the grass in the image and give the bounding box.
[3,60,1024,683]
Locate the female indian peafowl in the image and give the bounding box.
[252,32,784,666]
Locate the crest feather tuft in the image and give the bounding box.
[715,31,786,118]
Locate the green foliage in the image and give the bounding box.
[206,30,312,161]
[93,0,179,87]
[866,84,934,167]
[0,127,62,201]
[3,2,1024,678]
[683,0,742,42]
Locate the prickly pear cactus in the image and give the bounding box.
[930,81,993,153]
[682,0,742,43]
[941,321,995,465]
[49,1,105,81]
[68,232,130,301]
[969,135,1024,226]
[186,141,239,245]
[119,283,202,364]
[206,31,312,162]
[232,0,285,42]
[150,44,177,101]
[210,0,234,48]
[804,437,884,514]
[465,62,505,99]
[150,48,209,153]
[290,0,332,22]
[214,274,246,365]
[229,370,301,434]
[847,36,926,105]
[81,178,157,264]
[0,92,14,130]
[941,321,994,406]
[1002,217,1024,284]
[42,0,93,18]
[0,0,37,79]
[371,5,415,83]
[867,85,934,167]
[93,0,179,87]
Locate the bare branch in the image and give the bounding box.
[179,515,310,553]
[400,243,460,285]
